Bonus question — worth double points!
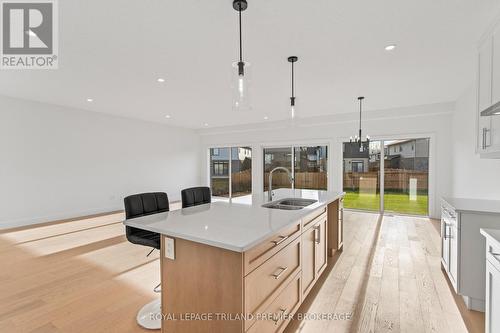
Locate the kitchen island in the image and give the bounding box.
[124,189,344,333]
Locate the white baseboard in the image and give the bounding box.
[0,206,124,230]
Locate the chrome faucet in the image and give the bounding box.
[268,167,294,201]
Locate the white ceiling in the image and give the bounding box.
[1,0,499,129]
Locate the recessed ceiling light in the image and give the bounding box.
[157,78,165,83]
[204,123,209,127]
[165,115,171,119]
[263,116,268,120]
[385,44,397,51]
[86,98,93,102]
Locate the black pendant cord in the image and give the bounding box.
[359,97,362,140]
[237,4,245,76]
[291,61,295,105]
[238,5,243,64]
[288,56,298,107]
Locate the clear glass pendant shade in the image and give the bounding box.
[232,61,251,111]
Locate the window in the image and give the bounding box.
[213,161,228,176]
[263,145,328,191]
[351,161,364,173]
[209,147,252,198]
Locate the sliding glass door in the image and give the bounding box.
[343,141,381,211]
[343,138,429,216]
[383,139,429,215]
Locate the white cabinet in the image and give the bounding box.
[477,23,500,158]
[441,199,500,311]
[478,38,493,112]
[441,207,458,292]
[486,261,500,333]
[483,233,500,333]
[449,220,459,287]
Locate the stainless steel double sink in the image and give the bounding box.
[262,198,317,210]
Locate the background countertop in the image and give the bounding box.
[442,197,500,214]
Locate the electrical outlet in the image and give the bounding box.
[165,237,175,260]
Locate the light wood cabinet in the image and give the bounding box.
[244,237,301,330]
[314,218,327,277]
[247,273,301,333]
[301,215,328,299]
[327,197,344,255]
[243,221,301,275]
[301,225,316,297]
[160,199,342,333]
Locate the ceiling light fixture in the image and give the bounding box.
[157,78,165,83]
[264,116,268,120]
[86,98,93,102]
[231,0,251,112]
[385,44,396,51]
[165,115,171,119]
[204,123,209,127]
[350,96,370,152]
[288,56,298,119]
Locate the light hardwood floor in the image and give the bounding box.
[0,209,483,333]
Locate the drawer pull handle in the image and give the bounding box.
[271,266,288,280]
[273,308,287,325]
[271,235,289,246]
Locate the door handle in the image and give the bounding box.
[314,225,321,244]
[483,127,491,149]
[271,266,288,280]
[443,223,450,239]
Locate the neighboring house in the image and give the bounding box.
[385,139,429,171]
[295,146,328,172]
[210,147,252,177]
[343,142,369,173]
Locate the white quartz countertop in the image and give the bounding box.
[480,228,500,248]
[442,197,500,214]
[123,189,344,252]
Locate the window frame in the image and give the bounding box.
[208,146,252,199]
[262,144,329,192]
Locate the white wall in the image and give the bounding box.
[198,102,454,219]
[451,86,500,199]
[0,95,201,228]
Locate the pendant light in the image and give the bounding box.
[232,0,251,111]
[288,56,298,119]
[350,96,370,152]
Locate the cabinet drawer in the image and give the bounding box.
[487,240,500,272]
[244,221,301,275]
[244,237,301,326]
[247,272,301,333]
[302,206,326,230]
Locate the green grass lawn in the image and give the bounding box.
[344,191,428,216]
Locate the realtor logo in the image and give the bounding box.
[1,0,58,69]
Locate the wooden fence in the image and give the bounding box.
[217,169,426,195]
[263,172,327,190]
[343,169,428,193]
